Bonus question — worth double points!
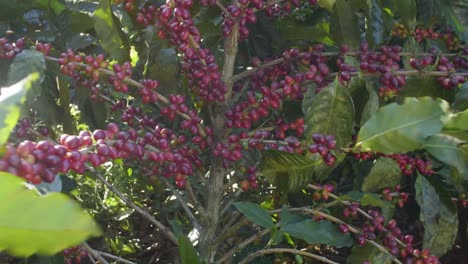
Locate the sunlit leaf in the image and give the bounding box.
[0,172,101,257]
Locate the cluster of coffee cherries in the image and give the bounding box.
[387,154,433,176]
[382,185,409,208]
[435,56,466,90]
[135,0,227,102]
[312,183,334,201]
[108,62,133,93]
[264,0,318,17]
[413,26,461,51]
[341,205,440,263]
[391,23,411,38]
[308,134,337,166]
[240,166,259,192]
[358,43,406,99]
[35,42,52,56]
[221,2,257,39]
[352,151,433,176]
[273,117,305,139]
[63,246,88,264]
[0,37,25,59]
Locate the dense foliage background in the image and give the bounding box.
[0,0,467,263]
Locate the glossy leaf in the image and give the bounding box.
[362,158,401,192]
[281,219,354,248]
[93,0,129,62]
[356,97,449,153]
[260,150,323,191]
[304,79,355,148]
[424,134,468,176]
[0,172,101,257]
[443,109,468,131]
[234,202,274,229]
[0,74,39,146]
[415,175,458,256]
[178,236,200,264]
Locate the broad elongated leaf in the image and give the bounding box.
[415,175,458,256]
[0,74,39,146]
[0,172,101,256]
[178,236,200,264]
[234,202,274,229]
[260,150,322,191]
[7,50,45,86]
[366,0,392,47]
[362,158,401,192]
[318,0,336,11]
[393,0,416,26]
[443,109,468,131]
[281,219,354,248]
[329,0,361,48]
[304,79,355,148]
[93,0,129,62]
[454,83,468,111]
[424,134,468,176]
[356,97,449,153]
[360,83,379,126]
[347,243,393,264]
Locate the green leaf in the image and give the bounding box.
[318,0,336,11]
[0,172,101,257]
[93,0,129,62]
[8,50,45,86]
[441,0,468,43]
[356,97,449,153]
[366,0,392,47]
[362,158,401,192]
[260,150,323,191]
[347,243,393,264]
[304,79,355,148]
[454,83,468,111]
[280,206,308,228]
[398,76,454,102]
[178,236,200,264]
[330,0,361,48]
[0,74,39,146]
[393,0,416,26]
[424,134,468,176]
[360,83,379,126]
[281,219,354,248]
[443,109,468,131]
[415,175,458,256]
[234,202,274,229]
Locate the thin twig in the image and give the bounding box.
[95,250,137,264]
[162,177,202,231]
[215,224,277,264]
[231,50,466,81]
[185,181,207,218]
[238,248,340,264]
[82,242,109,264]
[88,165,178,245]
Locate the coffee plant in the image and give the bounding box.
[0,0,467,263]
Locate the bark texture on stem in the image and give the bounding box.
[198,20,240,263]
